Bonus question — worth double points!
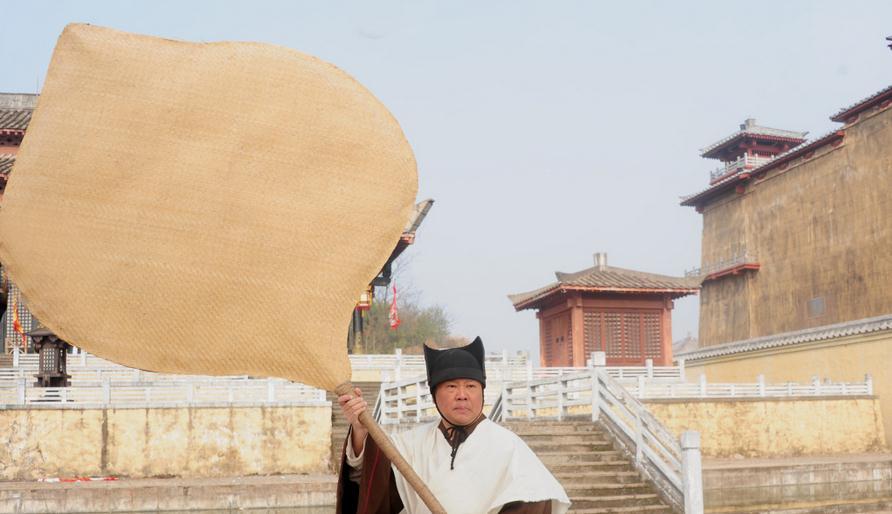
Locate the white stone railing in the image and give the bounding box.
[374,360,686,425]
[492,366,701,514]
[629,373,873,399]
[685,251,757,278]
[709,154,772,182]
[0,376,327,408]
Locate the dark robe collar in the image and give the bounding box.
[437,412,486,470]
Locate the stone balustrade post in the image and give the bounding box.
[677,358,686,382]
[102,377,111,404]
[590,351,605,421]
[681,431,704,514]
[16,377,26,404]
[645,358,653,378]
[866,374,874,395]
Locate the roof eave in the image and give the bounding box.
[512,284,699,310]
[700,132,807,159]
[830,85,892,123]
[682,130,845,209]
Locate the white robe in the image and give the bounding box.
[389,419,570,514]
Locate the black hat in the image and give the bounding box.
[424,336,486,390]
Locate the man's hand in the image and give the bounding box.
[338,387,369,456]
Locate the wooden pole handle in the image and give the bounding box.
[336,382,447,514]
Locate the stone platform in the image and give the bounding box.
[704,453,892,513]
[0,474,337,513]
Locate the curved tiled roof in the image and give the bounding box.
[555,265,700,290]
[677,313,892,362]
[509,265,699,310]
[0,154,14,175]
[830,84,892,123]
[681,129,845,207]
[0,109,31,131]
[700,123,807,158]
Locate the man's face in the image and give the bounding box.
[434,378,484,426]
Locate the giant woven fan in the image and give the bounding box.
[0,24,446,513]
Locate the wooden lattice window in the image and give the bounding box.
[583,308,664,364]
[624,313,641,360]
[583,311,602,355]
[605,312,623,358]
[564,315,573,364]
[643,312,662,359]
[543,318,553,364]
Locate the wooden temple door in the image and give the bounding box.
[542,311,573,367]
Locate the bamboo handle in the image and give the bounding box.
[336,382,447,514]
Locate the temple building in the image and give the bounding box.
[681,89,890,347]
[349,198,433,353]
[678,80,892,447]
[0,93,38,352]
[0,93,35,200]
[508,253,698,367]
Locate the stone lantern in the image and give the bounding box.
[30,326,71,387]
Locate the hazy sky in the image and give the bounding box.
[3,1,892,359]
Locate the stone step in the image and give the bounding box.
[555,470,642,485]
[537,450,625,464]
[570,493,664,509]
[527,441,615,453]
[515,431,611,443]
[569,504,673,514]
[564,482,653,497]
[510,419,672,513]
[546,460,634,474]
[503,421,603,434]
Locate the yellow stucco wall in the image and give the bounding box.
[0,405,331,481]
[646,397,886,458]
[698,105,892,346]
[684,330,892,448]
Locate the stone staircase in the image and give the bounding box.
[503,419,675,514]
[327,381,382,472]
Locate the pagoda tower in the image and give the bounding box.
[701,118,807,186]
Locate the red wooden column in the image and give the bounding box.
[570,294,586,367]
[536,311,547,367]
[660,296,674,366]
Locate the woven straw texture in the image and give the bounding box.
[0,24,417,391]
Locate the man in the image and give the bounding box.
[336,337,570,514]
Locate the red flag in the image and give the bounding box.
[10,293,27,351]
[389,283,401,330]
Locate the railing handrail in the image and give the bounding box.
[685,251,758,278]
[709,153,773,181]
